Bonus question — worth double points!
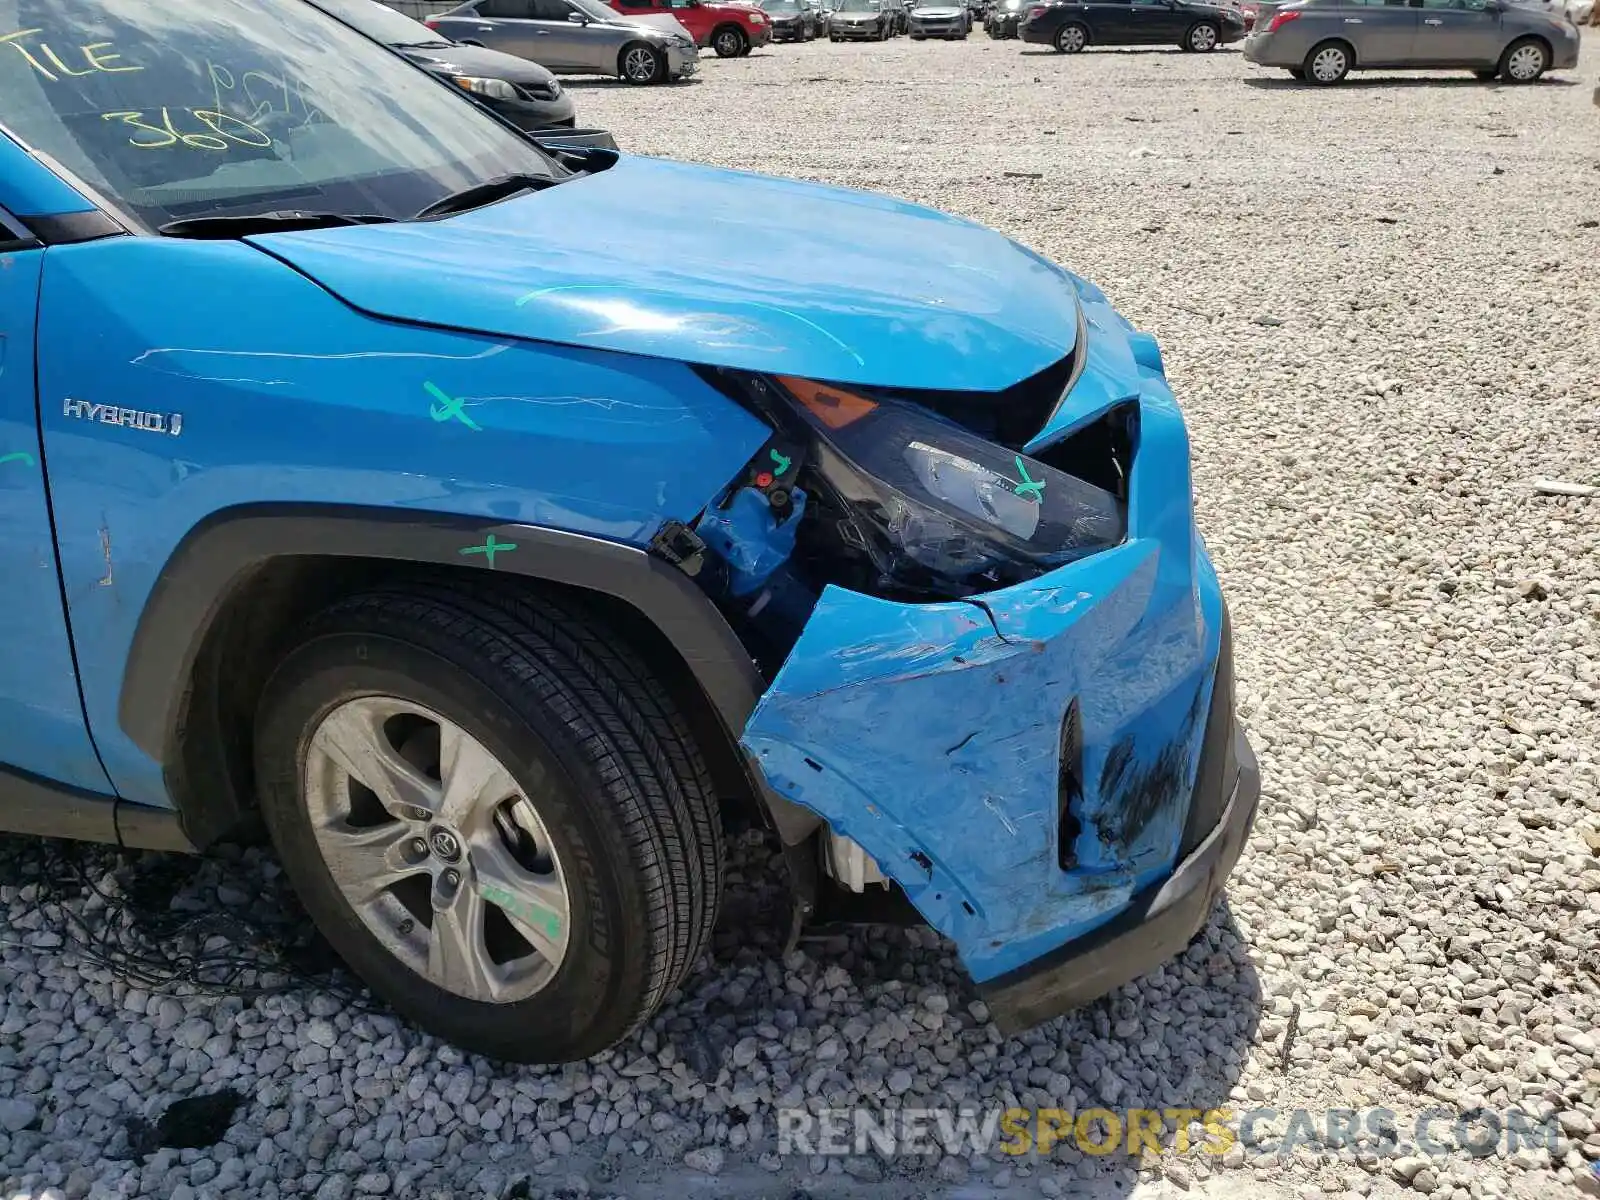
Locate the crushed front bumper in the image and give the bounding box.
[740,275,1259,1029]
[978,658,1259,1031]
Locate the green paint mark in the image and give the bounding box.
[0,452,34,468]
[482,882,563,940]
[1013,456,1045,503]
[424,381,481,431]
[769,448,792,477]
[459,534,517,568]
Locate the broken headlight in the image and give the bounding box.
[741,374,1126,597]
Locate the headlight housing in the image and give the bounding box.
[708,372,1126,599]
[452,75,519,101]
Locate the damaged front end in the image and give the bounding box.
[664,275,1260,1032]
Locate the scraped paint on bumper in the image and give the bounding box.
[739,313,1257,1019]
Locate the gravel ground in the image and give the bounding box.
[4,34,1600,1200]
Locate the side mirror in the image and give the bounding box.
[567,10,589,19]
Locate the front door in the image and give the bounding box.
[1411,0,1500,62]
[0,204,114,794]
[663,0,713,42]
[1086,0,1140,40]
[533,0,624,71]
[1129,0,1187,40]
[1345,0,1421,65]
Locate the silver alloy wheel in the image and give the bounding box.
[625,46,659,80]
[1505,43,1544,80]
[1310,44,1346,82]
[1189,22,1217,50]
[1056,22,1086,50]
[714,28,742,54]
[304,695,571,1004]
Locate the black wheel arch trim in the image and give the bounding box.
[119,504,822,844]
[121,505,764,756]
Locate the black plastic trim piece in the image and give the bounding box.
[1178,604,1236,859]
[0,204,41,252]
[18,210,126,246]
[0,763,195,852]
[119,503,768,762]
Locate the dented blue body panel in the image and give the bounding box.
[249,156,1082,394]
[740,292,1227,983]
[29,237,769,808]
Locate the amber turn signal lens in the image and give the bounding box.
[774,375,878,430]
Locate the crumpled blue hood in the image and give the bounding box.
[250,154,1079,392]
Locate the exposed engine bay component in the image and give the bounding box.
[821,830,888,892]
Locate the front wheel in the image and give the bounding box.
[1303,39,1350,84]
[712,24,748,56]
[1053,20,1088,51]
[619,42,666,82]
[1497,36,1549,82]
[1185,20,1218,50]
[253,582,724,1064]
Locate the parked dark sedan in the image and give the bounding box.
[1244,0,1580,84]
[1021,0,1247,50]
[986,0,1028,34]
[764,0,819,37]
[316,0,576,127]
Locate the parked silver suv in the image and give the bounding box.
[430,0,698,84]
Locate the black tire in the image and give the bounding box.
[618,41,666,82]
[1303,38,1351,84]
[253,581,724,1064]
[1184,19,1219,50]
[1053,20,1088,51]
[1288,66,1305,79]
[712,24,748,56]
[1496,36,1549,83]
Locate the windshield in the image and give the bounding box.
[765,1,800,11]
[839,0,880,10]
[314,0,454,48]
[0,0,559,231]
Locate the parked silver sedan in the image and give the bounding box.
[1244,0,1581,84]
[430,0,698,84]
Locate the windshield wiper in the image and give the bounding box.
[158,210,397,239]
[395,39,455,48]
[412,173,563,221]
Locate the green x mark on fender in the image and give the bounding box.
[1013,456,1045,503]
[460,534,518,568]
[424,381,481,432]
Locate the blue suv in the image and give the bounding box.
[0,0,1257,1062]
